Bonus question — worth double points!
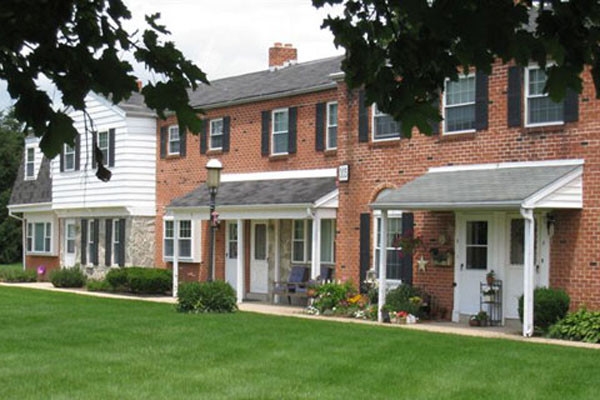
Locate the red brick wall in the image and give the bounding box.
[25,255,60,280]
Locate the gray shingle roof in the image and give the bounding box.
[170,177,337,208]
[372,164,581,210]
[9,157,52,206]
[188,56,343,109]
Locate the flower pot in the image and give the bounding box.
[469,319,480,327]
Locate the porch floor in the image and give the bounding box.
[3,282,597,350]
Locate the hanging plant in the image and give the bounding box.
[392,230,423,257]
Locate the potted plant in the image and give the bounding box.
[486,270,496,285]
[483,287,496,303]
[476,310,489,326]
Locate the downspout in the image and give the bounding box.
[520,207,535,337]
[8,210,26,271]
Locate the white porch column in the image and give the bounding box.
[311,214,321,279]
[520,208,535,337]
[172,219,179,298]
[236,219,245,303]
[378,210,388,323]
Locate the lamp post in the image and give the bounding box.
[206,159,222,281]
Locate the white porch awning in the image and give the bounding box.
[371,160,583,211]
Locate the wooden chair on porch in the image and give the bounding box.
[272,265,310,305]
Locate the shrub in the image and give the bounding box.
[49,268,87,288]
[548,308,600,344]
[0,268,37,283]
[312,281,357,313]
[105,267,171,295]
[177,280,237,313]
[384,284,428,318]
[86,279,113,292]
[518,287,570,332]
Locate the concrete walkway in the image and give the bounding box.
[2,282,598,350]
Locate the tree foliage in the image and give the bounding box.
[313,0,600,136]
[0,109,23,263]
[0,0,208,158]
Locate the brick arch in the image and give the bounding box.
[369,182,398,205]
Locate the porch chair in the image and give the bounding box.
[272,265,310,305]
[317,265,334,284]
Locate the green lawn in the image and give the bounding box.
[0,287,598,400]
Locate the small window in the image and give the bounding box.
[209,119,224,150]
[25,147,35,179]
[444,75,476,134]
[64,143,75,171]
[66,222,76,254]
[98,131,109,165]
[27,221,52,254]
[320,219,336,264]
[526,67,564,126]
[372,104,400,141]
[168,126,180,155]
[292,220,313,263]
[272,109,289,155]
[466,221,488,269]
[326,102,338,150]
[26,223,32,252]
[164,220,192,259]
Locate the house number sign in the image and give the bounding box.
[338,164,349,182]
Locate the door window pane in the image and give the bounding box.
[510,219,525,265]
[228,223,238,259]
[466,221,487,269]
[254,224,266,260]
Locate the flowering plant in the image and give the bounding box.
[392,230,423,257]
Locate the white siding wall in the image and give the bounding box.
[52,94,156,216]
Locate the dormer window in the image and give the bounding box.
[25,147,35,179]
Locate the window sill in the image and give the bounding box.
[165,154,183,160]
[269,154,291,162]
[207,149,223,156]
[26,252,56,257]
[522,123,565,135]
[369,139,400,149]
[164,257,195,263]
[438,132,476,143]
[324,149,337,157]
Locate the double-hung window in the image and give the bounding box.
[320,219,336,264]
[444,75,476,133]
[326,102,338,150]
[98,131,109,165]
[374,215,403,280]
[272,108,289,155]
[292,219,313,263]
[64,143,75,171]
[209,118,224,150]
[164,220,192,259]
[88,220,96,264]
[168,126,180,155]
[25,147,35,179]
[372,104,400,141]
[526,67,564,126]
[112,219,120,266]
[27,221,52,253]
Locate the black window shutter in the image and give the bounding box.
[401,212,414,284]
[74,134,81,170]
[160,127,167,158]
[118,218,126,267]
[60,147,65,172]
[179,128,186,157]
[358,90,369,142]
[108,128,115,167]
[474,71,489,131]
[359,213,371,291]
[430,97,440,135]
[200,120,207,154]
[91,131,97,165]
[261,111,270,156]
[315,102,325,151]
[564,88,579,122]
[93,218,100,266]
[507,66,522,128]
[105,219,112,266]
[81,218,88,265]
[223,116,231,152]
[288,107,297,154]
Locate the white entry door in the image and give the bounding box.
[250,220,269,294]
[457,217,491,316]
[64,220,76,267]
[225,221,238,289]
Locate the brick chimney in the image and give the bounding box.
[268,42,297,68]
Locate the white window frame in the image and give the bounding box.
[292,219,312,263]
[167,125,180,155]
[525,65,564,128]
[372,210,404,283]
[98,131,109,166]
[443,74,476,135]
[163,219,194,260]
[271,108,289,155]
[25,147,35,180]
[64,143,75,172]
[26,221,53,254]
[326,102,338,150]
[209,118,224,151]
[320,219,336,264]
[66,221,76,255]
[112,219,120,266]
[372,103,400,142]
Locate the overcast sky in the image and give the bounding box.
[0,0,343,111]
